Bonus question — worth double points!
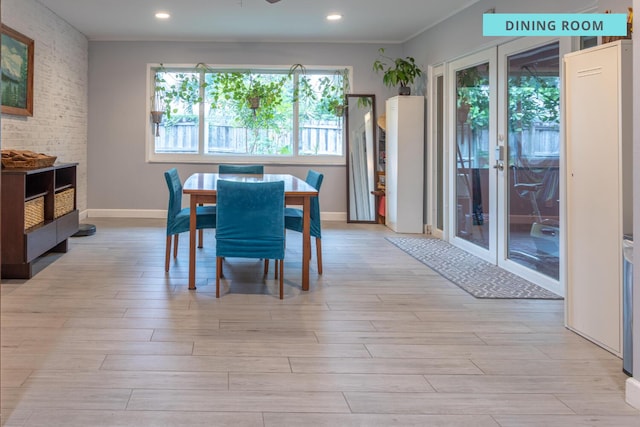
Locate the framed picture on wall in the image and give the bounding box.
[1,24,34,116]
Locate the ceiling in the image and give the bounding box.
[36,0,480,43]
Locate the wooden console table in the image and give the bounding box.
[1,163,79,279]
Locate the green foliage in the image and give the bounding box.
[507,75,559,132]
[456,70,559,132]
[153,65,206,119]
[316,69,349,117]
[205,71,293,154]
[372,48,423,89]
[152,63,348,154]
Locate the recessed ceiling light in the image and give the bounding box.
[326,14,342,21]
[155,12,170,19]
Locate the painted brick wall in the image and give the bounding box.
[2,0,88,212]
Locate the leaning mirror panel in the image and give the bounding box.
[346,94,377,223]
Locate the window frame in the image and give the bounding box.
[145,63,351,165]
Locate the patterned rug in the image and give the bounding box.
[386,237,563,300]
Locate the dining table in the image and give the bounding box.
[182,172,319,291]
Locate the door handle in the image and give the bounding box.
[493,162,504,171]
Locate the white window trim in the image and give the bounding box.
[145,63,352,166]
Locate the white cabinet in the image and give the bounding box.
[385,95,424,233]
[564,41,633,356]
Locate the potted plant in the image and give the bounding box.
[317,68,350,116]
[373,48,423,95]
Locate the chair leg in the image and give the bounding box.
[198,203,205,248]
[274,259,278,280]
[165,235,172,272]
[216,257,222,298]
[279,259,284,300]
[316,238,323,275]
[173,234,179,258]
[264,259,269,275]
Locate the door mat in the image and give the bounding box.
[386,237,563,300]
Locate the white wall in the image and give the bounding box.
[87,41,401,216]
[1,0,88,212]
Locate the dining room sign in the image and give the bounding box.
[1,24,34,116]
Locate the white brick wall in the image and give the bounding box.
[2,0,88,212]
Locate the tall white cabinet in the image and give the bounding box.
[564,41,633,356]
[385,95,424,233]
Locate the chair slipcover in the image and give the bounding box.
[285,170,323,238]
[218,164,264,174]
[216,179,285,298]
[164,168,216,271]
[283,169,324,274]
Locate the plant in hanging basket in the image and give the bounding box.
[317,68,349,116]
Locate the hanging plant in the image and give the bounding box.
[150,72,165,137]
[289,63,317,103]
[317,68,350,116]
[153,63,207,120]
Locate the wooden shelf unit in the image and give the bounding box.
[1,163,79,279]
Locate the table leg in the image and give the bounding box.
[189,196,197,290]
[302,196,311,291]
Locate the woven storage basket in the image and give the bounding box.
[25,196,45,230]
[2,155,56,169]
[55,188,75,218]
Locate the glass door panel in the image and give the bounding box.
[455,63,490,249]
[436,74,444,232]
[505,42,560,280]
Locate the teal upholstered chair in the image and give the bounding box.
[285,170,324,274]
[218,164,264,174]
[164,168,216,272]
[215,179,285,299]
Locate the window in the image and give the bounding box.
[147,64,349,165]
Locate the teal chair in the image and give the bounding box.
[218,164,264,174]
[215,180,285,299]
[285,170,324,274]
[164,168,216,272]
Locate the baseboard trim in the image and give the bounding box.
[86,209,166,219]
[322,212,346,222]
[86,209,347,221]
[626,377,640,409]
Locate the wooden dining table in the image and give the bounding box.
[182,173,319,291]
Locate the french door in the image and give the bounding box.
[442,37,570,295]
[448,49,497,260]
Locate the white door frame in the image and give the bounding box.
[447,48,497,263]
[496,36,571,297]
[427,63,446,238]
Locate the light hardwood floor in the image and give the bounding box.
[1,218,639,426]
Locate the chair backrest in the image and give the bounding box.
[216,180,285,260]
[164,168,183,221]
[218,164,264,174]
[306,169,324,237]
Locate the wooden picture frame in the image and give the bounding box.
[1,24,34,116]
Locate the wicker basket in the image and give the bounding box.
[55,188,75,218]
[2,155,57,169]
[25,196,45,230]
